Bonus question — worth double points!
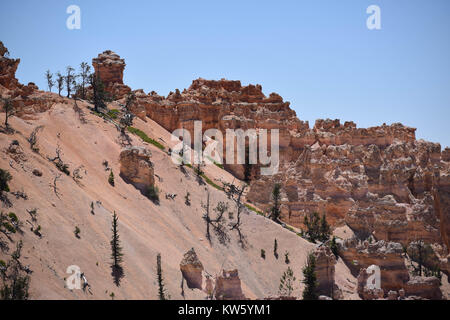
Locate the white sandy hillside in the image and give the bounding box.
[0,99,356,300]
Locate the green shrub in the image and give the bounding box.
[107,109,120,120]
[245,203,264,216]
[127,127,165,150]
[108,171,115,187]
[0,169,12,192]
[8,212,18,223]
[146,185,160,204]
[3,222,16,233]
[33,225,42,237]
[200,173,222,191]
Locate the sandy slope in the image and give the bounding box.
[0,100,357,300]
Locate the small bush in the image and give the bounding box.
[146,185,160,204]
[74,226,80,238]
[107,109,120,120]
[8,212,18,223]
[0,169,12,192]
[56,162,70,176]
[261,249,266,259]
[108,171,115,187]
[184,192,191,206]
[3,222,16,233]
[33,225,42,237]
[245,203,264,216]
[285,251,290,264]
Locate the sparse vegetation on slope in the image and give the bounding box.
[127,126,165,151]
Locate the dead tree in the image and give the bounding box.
[65,66,76,98]
[78,62,91,100]
[27,125,44,153]
[26,208,38,222]
[47,144,70,175]
[224,182,247,247]
[202,190,230,245]
[202,191,212,242]
[50,174,62,199]
[212,202,230,245]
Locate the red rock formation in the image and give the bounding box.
[340,239,410,292]
[0,41,21,90]
[180,248,204,290]
[313,245,336,298]
[357,268,385,300]
[119,146,154,192]
[92,50,131,99]
[405,276,443,300]
[215,269,246,300]
[126,75,449,259]
[0,42,63,117]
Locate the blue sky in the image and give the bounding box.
[1,0,449,147]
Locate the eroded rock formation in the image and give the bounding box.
[215,269,246,300]
[92,50,131,99]
[119,146,154,192]
[340,239,410,292]
[110,74,448,259]
[180,248,204,290]
[0,41,63,116]
[405,276,443,300]
[313,245,336,298]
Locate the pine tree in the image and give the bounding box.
[270,183,281,221]
[279,266,296,297]
[1,98,15,128]
[0,240,30,300]
[330,236,339,258]
[0,168,12,193]
[45,70,54,92]
[156,253,168,300]
[407,240,434,276]
[65,66,76,98]
[319,214,331,242]
[304,212,321,243]
[90,72,106,112]
[78,62,91,100]
[274,238,278,259]
[302,253,318,300]
[56,72,64,97]
[110,212,123,270]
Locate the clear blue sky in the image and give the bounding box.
[1,0,449,147]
